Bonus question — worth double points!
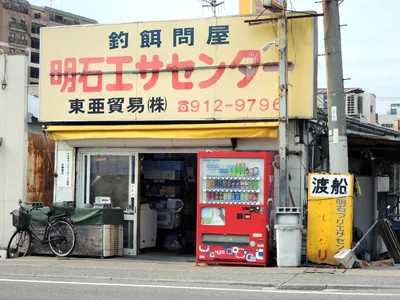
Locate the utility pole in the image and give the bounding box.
[323,0,349,173]
[278,8,289,207]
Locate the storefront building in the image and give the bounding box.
[39,14,317,257]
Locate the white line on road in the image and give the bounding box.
[0,278,398,297]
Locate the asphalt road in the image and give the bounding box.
[0,276,399,300]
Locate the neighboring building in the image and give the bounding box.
[317,88,377,124]
[378,114,398,129]
[0,0,97,85]
[0,53,55,248]
[0,54,28,247]
[386,103,400,116]
[377,103,400,129]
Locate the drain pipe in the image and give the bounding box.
[0,49,7,90]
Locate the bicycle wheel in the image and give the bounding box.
[7,230,31,259]
[48,220,76,257]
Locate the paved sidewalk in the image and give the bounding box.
[0,256,399,291]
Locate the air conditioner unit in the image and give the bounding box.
[346,94,363,115]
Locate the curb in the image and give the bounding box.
[0,272,399,291]
[279,283,400,291]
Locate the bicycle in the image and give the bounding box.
[7,200,77,258]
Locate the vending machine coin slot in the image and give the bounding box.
[237,213,243,220]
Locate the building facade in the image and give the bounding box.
[0,54,28,247]
[0,0,97,85]
[317,88,377,124]
[38,14,317,258]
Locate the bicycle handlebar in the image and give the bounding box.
[18,200,43,214]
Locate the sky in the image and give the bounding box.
[29,0,400,114]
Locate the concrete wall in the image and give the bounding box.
[237,120,309,210]
[378,114,397,128]
[354,176,374,253]
[0,54,28,248]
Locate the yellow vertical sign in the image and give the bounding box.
[307,173,354,265]
[239,0,265,14]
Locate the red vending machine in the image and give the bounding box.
[196,151,274,266]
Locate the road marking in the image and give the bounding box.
[0,278,398,297]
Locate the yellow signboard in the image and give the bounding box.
[239,0,265,14]
[307,173,354,265]
[39,15,317,122]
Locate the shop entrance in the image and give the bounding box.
[138,153,197,258]
[78,151,140,256]
[77,150,198,259]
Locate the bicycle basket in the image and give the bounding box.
[49,201,76,217]
[12,209,31,230]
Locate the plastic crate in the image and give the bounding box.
[12,209,31,230]
[49,201,76,217]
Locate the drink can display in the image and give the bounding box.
[253,181,259,189]
[234,180,238,189]
[249,193,254,201]
[250,181,255,189]
[210,192,215,200]
[249,168,254,177]
[206,191,211,200]
[223,192,228,201]
[254,167,259,177]
[227,192,232,201]
[229,165,233,176]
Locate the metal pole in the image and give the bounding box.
[323,0,349,173]
[278,9,289,207]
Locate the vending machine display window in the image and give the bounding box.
[199,157,265,205]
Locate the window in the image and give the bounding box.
[9,48,15,53]
[20,35,26,41]
[31,38,40,49]
[10,17,16,23]
[370,105,373,113]
[30,67,40,79]
[50,14,55,21]
[9,32,15,39]
[32,26,43,34]
[34,12,41,19]
[31,52,40,64]
[20,20,26,25]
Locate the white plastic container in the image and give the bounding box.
[275,224,303,267]
[275,207,301,225]
[167,198,184,210]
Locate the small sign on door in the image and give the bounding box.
[57,151,73,188]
